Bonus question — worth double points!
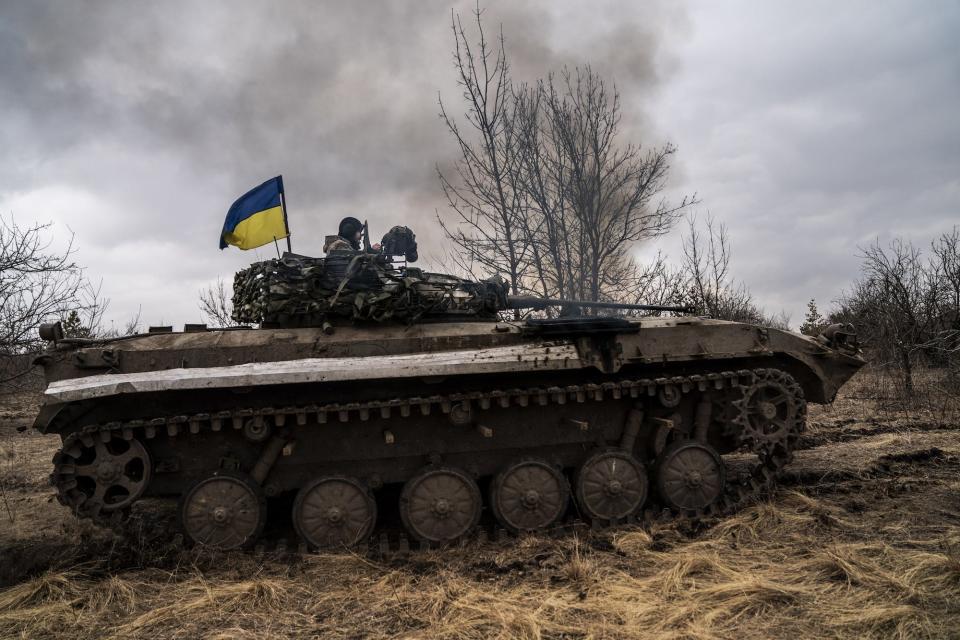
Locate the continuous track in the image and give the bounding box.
[50,367,807,549]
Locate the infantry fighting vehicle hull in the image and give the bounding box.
[33,251,864,550]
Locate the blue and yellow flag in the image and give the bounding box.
[219,176,289,250]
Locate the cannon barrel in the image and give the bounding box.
[506,296,691,314]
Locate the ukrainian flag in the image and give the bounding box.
[219,176,289,250]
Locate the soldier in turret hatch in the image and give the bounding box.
[322,216,361,253]
[323,216,380,254]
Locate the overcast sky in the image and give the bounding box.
[2,1,957,330]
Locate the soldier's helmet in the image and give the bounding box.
[338,217,363,239]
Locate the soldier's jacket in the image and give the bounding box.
[323,236,355,253]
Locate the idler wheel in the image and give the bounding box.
[490,459,569,533]
[179,472,266,550]
[53,434,151,516]
[399,467,481,544]
[656,440,725,513]
[575,450,648,521]
[293,477,377,549]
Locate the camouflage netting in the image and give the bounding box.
[232,253,509,327]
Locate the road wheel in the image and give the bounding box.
[656,440,725,514]
[575,449,648,521]
[180,471,266,550]
[293,476,376,549]
[399,467,481,544]
[491,459,568,533]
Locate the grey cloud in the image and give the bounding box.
[0,0,678,325]
[7,0,953,331]
[653,1,959,323]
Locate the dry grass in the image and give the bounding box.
[811,365,960,428]
[0,491,956,640]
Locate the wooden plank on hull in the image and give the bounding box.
[45,343,582,403]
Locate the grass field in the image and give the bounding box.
[1,371,958,639]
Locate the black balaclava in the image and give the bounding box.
[337,217,363,250]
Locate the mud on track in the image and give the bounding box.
[1,372,958,639]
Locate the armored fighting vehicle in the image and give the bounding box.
[33,229,864,550]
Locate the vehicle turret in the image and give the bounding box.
[232,250,689,327]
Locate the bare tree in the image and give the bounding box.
[436,6,532,310]
[101,308,142,338]
[836,239,939,395]
[530,68,692,304]
[0,214,138,389]
[614,253,688,315]
[831,227,960,403]
[199,278,235,327]
[512,81,584,302]
[0,214,85,387]
[60,279,115,338]
[930,227,960,364]
[675,214,787,327]
[437,9,694,312]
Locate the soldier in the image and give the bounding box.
[323,216,361,253]
[323,217,381,254]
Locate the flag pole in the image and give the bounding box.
[279,188,292,254]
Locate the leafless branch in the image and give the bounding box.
[199,278,235,328]
[0,213,89,389]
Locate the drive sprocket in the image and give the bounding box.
[731,369,806,454]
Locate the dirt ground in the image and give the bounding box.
[0,371,958,639]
